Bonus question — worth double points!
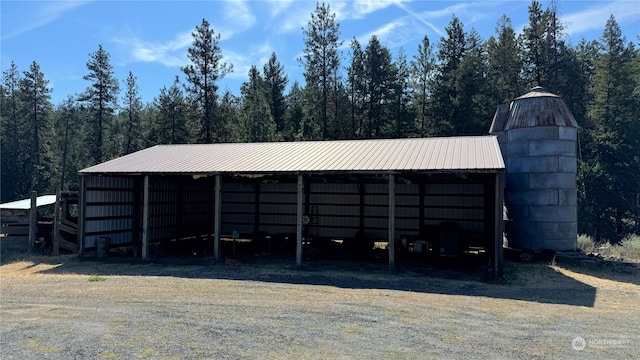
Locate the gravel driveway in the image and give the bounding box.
[1,255,638,359]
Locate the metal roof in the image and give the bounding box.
[79,136,505,175]
[0,195,57,210]
[503,87,578,130]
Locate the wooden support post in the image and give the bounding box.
[254,182,260,236]
[28,191,37,253]
[78,176,86,257]
[53,189,61,256]
[176,179,183,241]
[494,173,504,279]
[358,179,365,236]
[132,178,142,256]
[141,175,150,259]
[214,174,222,261]
[419,180,425,235]
[296,174,304,266]
[207,177,214,244]
[388,174,395,269]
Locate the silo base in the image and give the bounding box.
[505,221,577,253]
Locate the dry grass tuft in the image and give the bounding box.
[578,233,640,261]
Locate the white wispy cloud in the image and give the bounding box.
[561,0,640,37]
[224,42,275,81]
[357,19,406,46]
[395,2,444,37]
[2,0,91,40]
[111,0,257,69]
[350,0,410,19]
[218,0,256,40]
[265,0,296,18]
[112,30,192,67]
[271,2,318,34]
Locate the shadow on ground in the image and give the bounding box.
[1,252,604,308]
[554,255,640,286]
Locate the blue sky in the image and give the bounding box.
[1,0,639,105]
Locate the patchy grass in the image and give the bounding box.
[136,348,158,358]
[88,274,106,282]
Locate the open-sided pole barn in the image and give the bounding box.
[77,137,505,275]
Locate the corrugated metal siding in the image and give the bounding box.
[308,182,361,239]
[79,136,504,175]
[220,183,255,235]
[422,183,486,234]
[249,182,296,235]
[84,176,136,248]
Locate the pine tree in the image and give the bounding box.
[410,36,437,136]
[121,71,143,154]
[431,15,467,136]
[386,48,414,138]
[362,35,395,138]
[217,90,240,143]
[239,66,277,142]
[0,62,28,200]
[20,61,56,194]
[154,77,189,144]
[520,0,548,88]
[284,81,305,141]
[301,2,342,140]
[80,44,119,163]
[583,16,637,240]
[55,95,85,191]
[346,37,366,138]
[181,18,232,143]
[263,52,288,135]
[455,29,490,135]
[486,15,524,105]
[545,0,566,93]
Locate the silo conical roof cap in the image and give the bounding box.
[503,87,578,130]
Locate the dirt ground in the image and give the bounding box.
[1,253,639,360]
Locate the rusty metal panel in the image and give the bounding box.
[504,87,579,130]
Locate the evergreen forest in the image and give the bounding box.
[2,1,638,242]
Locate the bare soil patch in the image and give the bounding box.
[1,254,639,359]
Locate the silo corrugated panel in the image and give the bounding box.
[496,87,578,252]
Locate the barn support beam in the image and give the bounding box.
[53,189,61,256]
[213,174,222,261]
[494,173,504,278]
[142,175,150,259]
[78,176,86,257]
[132,178,142,257]
[254,182,261,235]
[28,191,37,253]
[388,174,395,269]
[296,174,304,266]
[358,179,365,236]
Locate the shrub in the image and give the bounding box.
[612,234,640,261]
[577,234,597,253]
[579,233,640,261]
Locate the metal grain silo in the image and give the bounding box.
[490,87,579,253]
